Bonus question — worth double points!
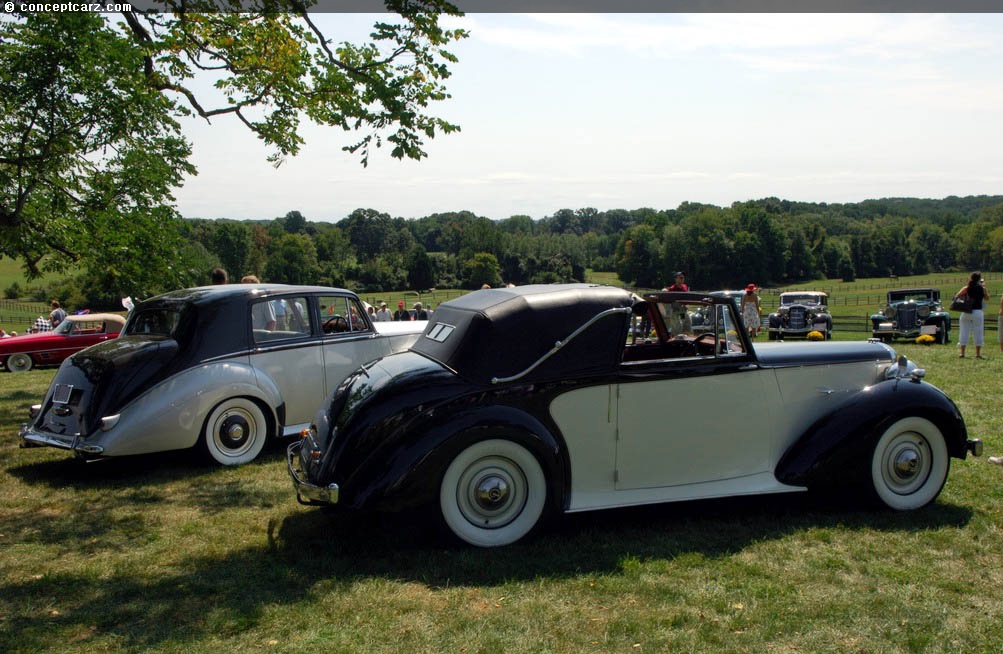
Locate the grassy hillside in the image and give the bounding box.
[0,258,64,333]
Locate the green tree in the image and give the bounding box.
[264,233,321,285]
[1,4,466,297]
[406,245,436,291]
[462,252,501,289]
[615,224,662,288]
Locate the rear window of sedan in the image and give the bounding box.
[125,308,184,337]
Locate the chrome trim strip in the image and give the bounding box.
[491,306,634,384]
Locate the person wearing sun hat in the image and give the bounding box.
[741,283,762,338]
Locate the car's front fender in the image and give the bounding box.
[775,378,968,489]
[84,361,282,457]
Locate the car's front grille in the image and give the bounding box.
[788,307,807,330]
[897,305,918,330]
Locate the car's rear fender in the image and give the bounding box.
[340,403,567,514]
[82,361,282,457]
[775,379,968,489]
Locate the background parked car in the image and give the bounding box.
[290,284,979,548]
[0,313,125,372]
[871,288,951,344]
[20,284,425,465]
[767,291,832,340]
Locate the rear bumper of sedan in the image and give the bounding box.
[19,424,105,459]
[287,440,339,506]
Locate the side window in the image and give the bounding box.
[623,301,745,363]
[250,299,278,333]
[277,296,311,334]
[251,296,312,344]
[318,296,372,335]
[716,304,747,356]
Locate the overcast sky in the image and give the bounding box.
[173,13,1003,223]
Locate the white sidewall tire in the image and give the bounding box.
[870,417,949,511]
[7,353,33,372]
[439,438,547,548]
[202,398,269,466]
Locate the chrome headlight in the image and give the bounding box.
[917,305,931,318]
[882,306,896,319]
[885,355,925,381]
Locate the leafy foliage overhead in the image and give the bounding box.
[0,2,467,297]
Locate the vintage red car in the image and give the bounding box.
[0,313,125,372]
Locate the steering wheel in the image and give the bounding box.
[323,315,349,334]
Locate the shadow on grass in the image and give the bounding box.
[6,433,291,489]
[0,491,973,652]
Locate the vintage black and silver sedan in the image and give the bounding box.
[289,284,981,547]
[20,285,424,465]
[871,288,951,344]
[767,291,833,340]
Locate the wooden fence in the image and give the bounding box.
[0,299,50,331]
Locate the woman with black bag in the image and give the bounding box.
[956,271,989,359]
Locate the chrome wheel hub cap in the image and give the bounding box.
[476,475,510,509]
[893,449,920,480]
[219,414,250,449]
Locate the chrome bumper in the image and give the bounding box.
[287,440,339,506]
[19,424,105,457]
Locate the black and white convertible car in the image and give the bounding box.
[289,284,981,547]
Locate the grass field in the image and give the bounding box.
[4,277,1003,653]
[0,258,64,332]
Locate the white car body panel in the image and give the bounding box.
[552,354,893,513]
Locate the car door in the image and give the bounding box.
[316,294,392,399]
[247,293,326,435]
[615,364,778,490]
[615,301,780,491]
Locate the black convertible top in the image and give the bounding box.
[412,284,636,385]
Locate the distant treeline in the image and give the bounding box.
[180,195,1003,294]
[20,195,1002,310]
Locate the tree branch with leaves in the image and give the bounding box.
[0,1,466,297]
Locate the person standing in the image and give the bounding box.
[375,302,392,322]
[741,284,762,337]
[663,271,689,292]
[957,271,989,359]
[394,301,411,321]
[210,267,229,284]
[412,302,429,320]
[49,300,67,329]
[241,275,276,330]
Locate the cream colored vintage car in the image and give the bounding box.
[21,285,424,465]
[290,284,982,547]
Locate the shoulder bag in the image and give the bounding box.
[950,290,974,313]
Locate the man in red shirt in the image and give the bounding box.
[664,271,689,292]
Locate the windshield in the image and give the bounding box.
[781,294,825,306]
[53,318,112,335]
[889,291,935,303]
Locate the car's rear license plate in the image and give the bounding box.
[52,384,73,404]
